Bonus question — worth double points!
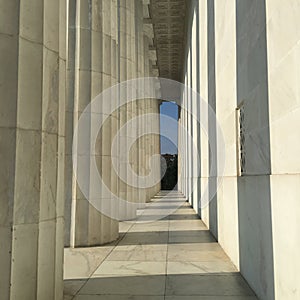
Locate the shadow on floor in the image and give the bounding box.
[64,273,257,299]
[136,214,201,221]
[117,230,216,245]
[134,214,200,222]
[64,191,258,300]
[144,205,190,209]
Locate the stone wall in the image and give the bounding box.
[266,1,300,299]
[179,1,300,299]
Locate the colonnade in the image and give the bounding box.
[178,5,201,216]
[178,1,300,300]
[2,0,300,299]
[64,0,161,246]
[0,0,161,298]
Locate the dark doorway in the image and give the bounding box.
[161,153,178,190]
[160,101,178,190]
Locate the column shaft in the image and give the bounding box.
[0,0,67,298]
[70,0,119,247]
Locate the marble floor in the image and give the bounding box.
[64,191,258,300]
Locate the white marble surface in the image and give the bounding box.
[64,246,113,280]
[270,174,300,300]
[64,192,257,299]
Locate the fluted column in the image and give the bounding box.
[125,0,134,213]
[109,0,120,236]
[69,0,91,247]
[118,1,128,216]
[187,50,193,205]
[147,64,153,198]
[178,108,182,192]
[191,12,199,212]
[184,76,189,198]
[148,65,160,198]
[182,86,186,196]
[96,0,119,244]
[154,99,161,195]
[69,0,119,247]
[128,0,139,211]
[136,0,147,208]
[136,2,148,206]
[65,0,76,247]
[143,35,151,201]
[0,0,66,298]
[118,0,139,220]
[149,68,156,198]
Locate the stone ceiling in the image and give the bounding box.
[148,0,187,82]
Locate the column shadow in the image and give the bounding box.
[64,273,257,298]
[207,0,218,240]
[236,0,275,299]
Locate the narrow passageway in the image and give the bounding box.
[64,191,257,299]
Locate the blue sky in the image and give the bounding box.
[160,101,178,154]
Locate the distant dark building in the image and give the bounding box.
[161,154,178,190]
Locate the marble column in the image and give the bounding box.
[185,75,189,199]
[182,85,185,196]
[183,76,188,199]
[178,108,182,192]
[136,0,147,207]
[118,0,128,215]
[187,49,193,206]
[191,10,199,212]
[147,73,161,197]
[148,65,154,198]
[0,0,66,298]
[69,0,119,247]
[65,0,76,247]
[135,0,146,208]
[154,99,161,195]
[125,0,134,215]
[109,0,120,236]
[199,0,209,226]
[118,0,137,220]
[96,0,119,244]
[148,69,160,198]
[129,0,140,211]
[146,37,161,202]
[179,99,183,194]
[135,4,149,205]
[143,35,151,201]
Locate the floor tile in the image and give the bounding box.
[167,248,230,262]
[165,297,258,300]
[106,247,167,261]
[64,247,112,280]
[113,244,167,251]
[168,242,221,252]
[168,233,216,244]
[92,261,166,277]
[118,231,168,246]
[75,296,164,300]
[167,261,237,274]
[64,191,257,300]
[119,222,133,233]
[169,229,211,237]
[166,274,256,296]
[64,279,87,296]
[129,224,169,233]
[78,275,166,295]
